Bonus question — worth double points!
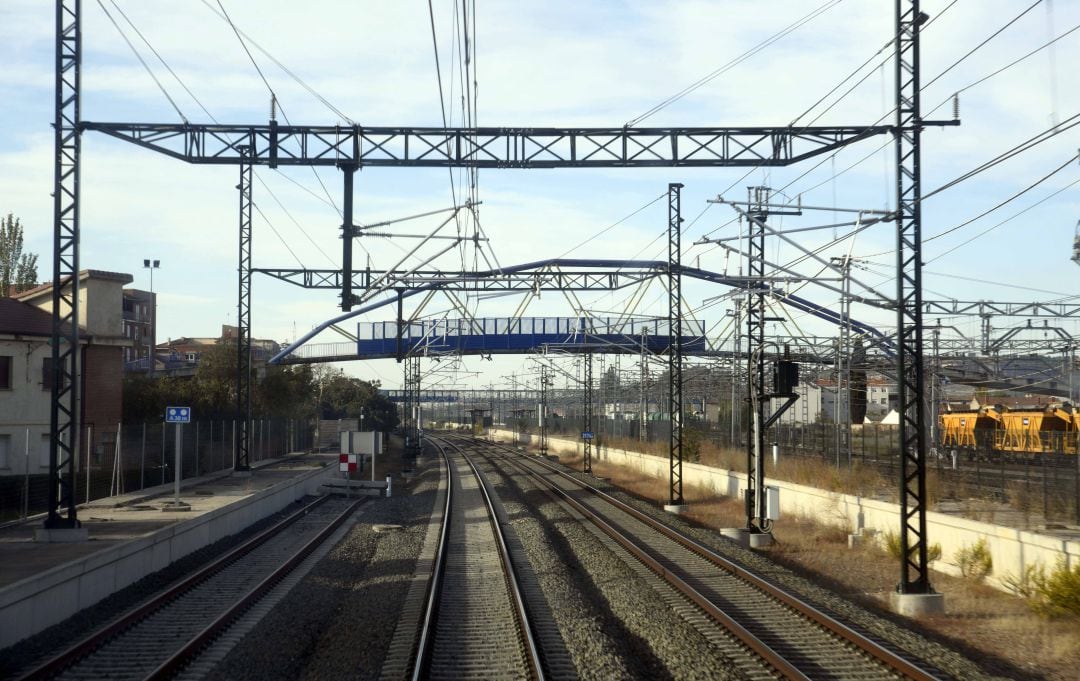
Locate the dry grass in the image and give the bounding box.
[555,450,1080,681]
[600,434,892,500]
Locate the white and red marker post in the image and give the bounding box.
[339,453,358,496]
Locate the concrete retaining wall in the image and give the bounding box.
[0,463,337,649]
[494,430,1079,592]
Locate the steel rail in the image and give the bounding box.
[422,436,544,680]
[440,436,546,680]
[475,436,942,681]
[17,496,335,681]
[462,436,809,681]
[410,438,454,681]
[145,498,364,679]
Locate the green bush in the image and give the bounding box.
[954,539,993,581]
[1028,559,1080,618]
[882,530,942,563]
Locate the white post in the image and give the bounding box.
[85,425,92,504]
[386,475,392,498]
[140,422,146,490]
[23,428,30,519]
[195,421,200,477]
[174,422,182,507]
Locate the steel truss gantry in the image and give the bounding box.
[81,122,892,168]
[50,0,939,598]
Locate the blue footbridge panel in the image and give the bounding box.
[357,317,709,358]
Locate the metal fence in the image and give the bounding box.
[0,418,313,522]
[491,410,1080,526]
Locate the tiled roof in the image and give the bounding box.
[0,298,68,337]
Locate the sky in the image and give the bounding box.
[1,0,1077,391]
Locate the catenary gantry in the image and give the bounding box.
[49,0,941,597]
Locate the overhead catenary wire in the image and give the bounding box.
[924,21,1080,119]
[198,0,354,124]
[96,0,187,121]
[98,0,351,275]
[105,0,217,123]
[922,0,1043,93]
[626,0,844,127]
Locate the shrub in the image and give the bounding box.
[882,530,942,563]
[954,539,993,581]
[1028,559,1080,618]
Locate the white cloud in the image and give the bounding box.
[3,0,1079,388]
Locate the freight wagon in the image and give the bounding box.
[939,405,1080,460]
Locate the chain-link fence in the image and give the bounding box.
[0,418,313,522]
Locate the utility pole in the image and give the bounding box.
[667,182,686,511]
[830,255,853,468]
[732,187,803,541]
[639,331,648,443]
[583,353,593,474]
[539,364,551,457]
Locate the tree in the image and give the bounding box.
[0,213,39,296]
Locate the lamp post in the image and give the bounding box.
[143,259,159,374]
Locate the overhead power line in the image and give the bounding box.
[96,0,187,121]
[625,0,844,127]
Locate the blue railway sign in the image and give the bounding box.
[165,406,191,423]
[581,431,594,440]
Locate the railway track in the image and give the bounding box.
[405,436,545,680]
[459,434,947,681]
[17,495,362,681]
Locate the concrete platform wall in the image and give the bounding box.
[494,430,1079,593]
[0,463,337,649]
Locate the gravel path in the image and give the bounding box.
[203,461,441,681]
[544,458,1005,681]
[471,447,752,681]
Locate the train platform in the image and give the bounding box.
[0,452,341,649]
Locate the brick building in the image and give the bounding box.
[0,271,134,475]
[122,288,156,371]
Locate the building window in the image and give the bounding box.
[0,434,9,469]
[186,352,197,361]
[0,355,11,390]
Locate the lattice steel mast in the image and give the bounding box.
[46,0,82,530]
[667,183,685,509]
[895,0,932,596]
[236,145,253,472]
